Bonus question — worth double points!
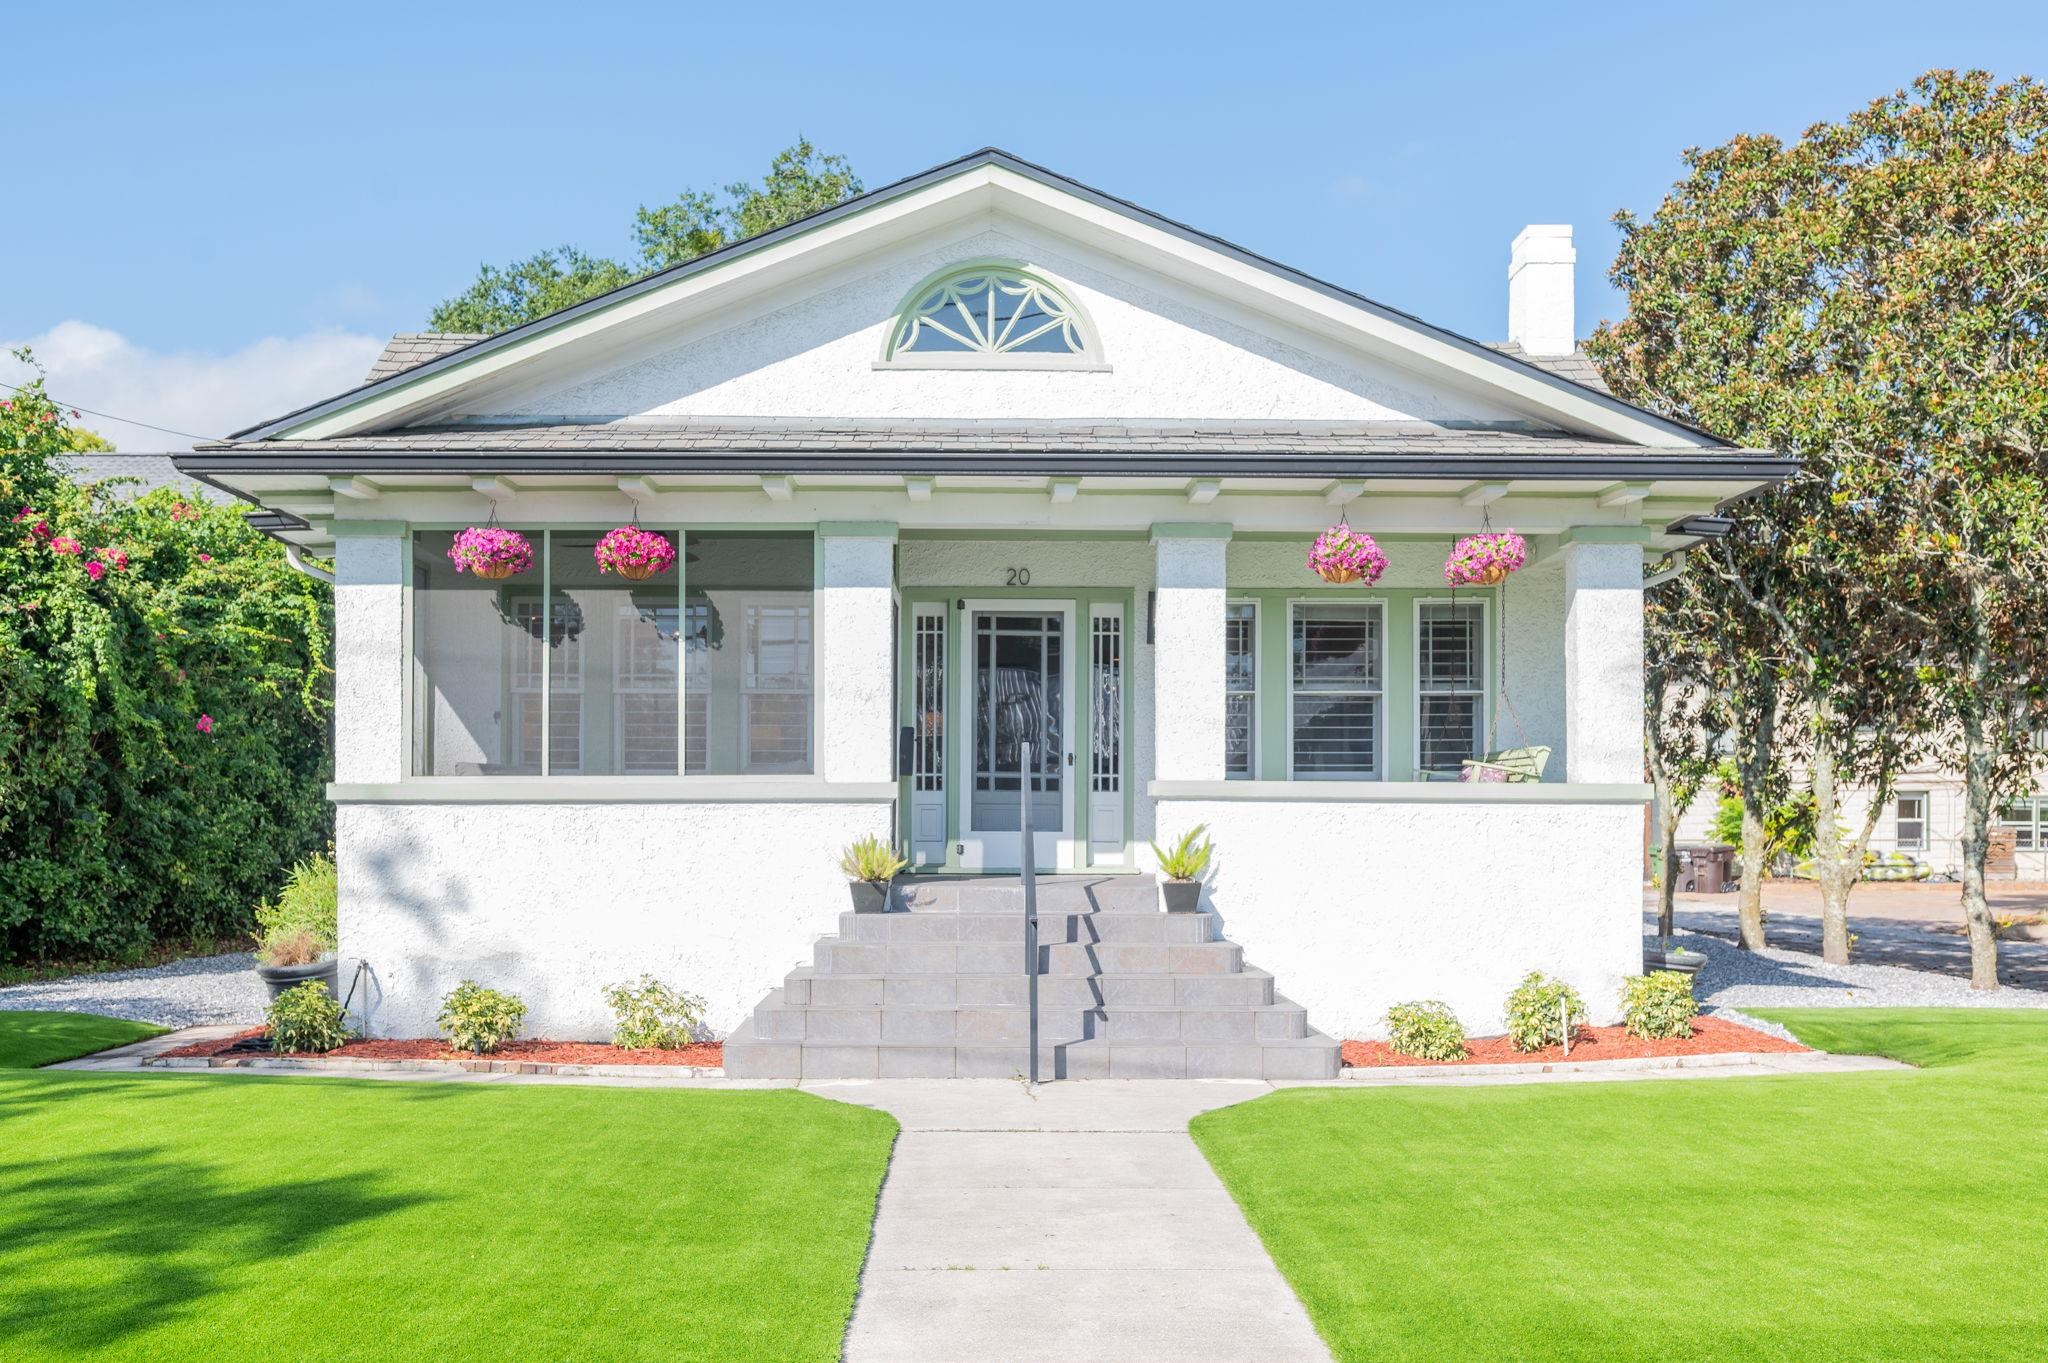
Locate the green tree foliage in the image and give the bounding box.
[424,246,636,335]
[0,353,333,963]
[429,139,863,334]
[1592,70,2047,981]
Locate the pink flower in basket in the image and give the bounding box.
[593,526,677,580]
[1444,530,1527,587]
[447,526,534,580]
[1307,523,1388,586]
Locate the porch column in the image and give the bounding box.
[1561,534,1646,784]
[332,521,408,784]
[1151,524,1232,782]
[817,522,898,785]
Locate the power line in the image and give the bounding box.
[0,379,225,445]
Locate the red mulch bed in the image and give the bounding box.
[158,1028,723,1067]
[1342,1015,1804,1068]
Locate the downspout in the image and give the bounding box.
[283,541,335,584]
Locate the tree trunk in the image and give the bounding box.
[1958,707,2002,990]
[1733,696,1776,952]
[1647,751,1681,943]
[1659,807,1682,944]
[1808,721,1859,965]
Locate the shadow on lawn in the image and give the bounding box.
[0,1078,432,1352]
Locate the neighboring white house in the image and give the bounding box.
[1673,761,2048,882]
[179,149,1792,1077]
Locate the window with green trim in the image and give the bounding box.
[1290,602,1382,779]
[1417,602,1485,773]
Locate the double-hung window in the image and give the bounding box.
[1417,602,1485,774]
[1289,603,1382,779]
[1224,602,1257,779]
[1894,791,1928,851]
[1999,798,2042,850]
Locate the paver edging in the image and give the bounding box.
[1339,1049,1823,1080]
[142,1053,725,1078]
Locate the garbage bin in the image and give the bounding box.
[1677,843,1736,894]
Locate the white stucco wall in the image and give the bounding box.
[474,224,1528,425]
[1158,796,1645,1036]
[1564,540,1645,784]
[817,529,897,784]
[336,798,890,1039]
[333,530,406,784]
[1153,534,1229,782]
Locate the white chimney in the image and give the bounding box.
[1507,224,1576,357]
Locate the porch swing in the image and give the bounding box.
[1430,514,1550,784]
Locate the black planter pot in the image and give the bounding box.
[256,955,339,1002]
[848,880,893,914]
[1160,881,1203,913]
[1643,948,1705,976]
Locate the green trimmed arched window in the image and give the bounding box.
[883,265,1101,367]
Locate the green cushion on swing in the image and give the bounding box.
[1458,746,1551,784]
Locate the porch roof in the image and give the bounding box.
[181,419,1792,482]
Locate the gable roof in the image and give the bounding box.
[216,148,1720,451]
[363,333,488,383]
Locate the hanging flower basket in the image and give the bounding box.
[1307,522,1388,586]
[593,525,677,581]
[447,526,534,581]
[1444,530,1528,587]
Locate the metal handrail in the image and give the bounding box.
[1019,740,1040,1086]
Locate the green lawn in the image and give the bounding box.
[1194,1009,2048,1362]
[0,1027,896,1362]
[0,1010,165,1068]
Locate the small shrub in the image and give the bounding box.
[839,835,909,885]
[256,852,338,966]
[266,980,352,1054]
[604,975,707,1050]
[1620,970,1699,1040]
[1383,1000,1467,1061]
[1504,971,1587,1052]
[437,980,527,1054]
[1150,825,1214,882]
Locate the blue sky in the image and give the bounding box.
[6,1,2044,447]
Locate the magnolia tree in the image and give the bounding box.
[1592,70,2047,983]
[1644,566,1721,945]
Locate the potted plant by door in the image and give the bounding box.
[1151,825,1214,912]
[253,852,340,1002]
[839,835,910,914]
[593,523,677,581]
[446,524,534,581]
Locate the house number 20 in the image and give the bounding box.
[1004,567,1032,586]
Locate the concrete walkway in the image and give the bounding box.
[813,1079,1333,1363]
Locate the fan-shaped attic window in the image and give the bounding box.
[880,265,1106,370]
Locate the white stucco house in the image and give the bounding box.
[180,149,1792,1078]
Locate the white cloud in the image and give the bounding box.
[1,322,385,452]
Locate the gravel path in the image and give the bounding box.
[1667,928,2048,1013]
[0,952,267,1027]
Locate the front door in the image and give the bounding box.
[957,602,1076,870]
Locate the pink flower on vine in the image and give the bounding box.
[9,506,31,523]
[51,536,81,555]
[198,553,212,563]
[108,549,129,570]
[85,561,106,581]
[195,714,214,734]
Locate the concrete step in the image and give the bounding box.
[811,938,1244,977]
[839,909,1219,944]
[748,993,1311,1045]
[721,1023,1342,1082]
[780,966,1277,1009]
[896,875,1160,915]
